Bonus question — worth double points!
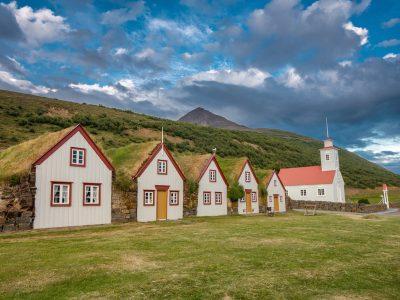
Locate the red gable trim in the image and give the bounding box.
[32,124,115,172]
[197,154,229,187]
[266,171,286,191]
[132,143,186,181]
[238,159,260,184]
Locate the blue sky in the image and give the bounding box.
[0,0,399,173]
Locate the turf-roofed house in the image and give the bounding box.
[266,171,287,213]
[0,124,115,229]
[133,141,185,222]
[177,152,229,217]
[223,158,260,215]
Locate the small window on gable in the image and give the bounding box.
[169,191,179,205]
[203,192,211,205]
[215,192,222,205]
[245,171,251,182]
[251,192,257,202]
[157,159,167,174]
[144,190,154,206]
[209,170,216,182]
[326,154,330,161]
[70,147,86,167]
[51,182,71,206]
[274,179,277,187]
[83,184,101,205]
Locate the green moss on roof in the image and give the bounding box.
[0,127,73,181]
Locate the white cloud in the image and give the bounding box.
[343,22,368,46]
[101,1,145,25]
[114,48,128,56]
[3,1,71,46]
[278,67,304,89]
[377,39,400,48]
[69,82,119,97]
[148,18,209,42]
[348,136,400,164]
[135,48,155,60]
[383,53,398,60]
[0,70,56,94]
[382,17,400,28]
[339,60,352,67]
[184,68,270,88]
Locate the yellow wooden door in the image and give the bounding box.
[157,190,167,220]
[274,195,279,212]
[246,192,252,213]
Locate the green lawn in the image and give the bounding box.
[0,213,399,299]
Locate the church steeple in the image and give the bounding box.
[320,119,339,171]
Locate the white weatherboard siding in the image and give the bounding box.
[237,162,259,214]
[266,173,286,212]
[34,132,112,229]
[286,184,335,202]
[197,160,228,217]
[137,148,184,222]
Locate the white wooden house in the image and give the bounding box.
[279,138,345,203]
[196,154,229,217]
[237,159,260,214]
[32,124,115,229]
[133,142,185,222]
[266,171,287,213]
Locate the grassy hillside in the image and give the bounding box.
[0,89,399,189]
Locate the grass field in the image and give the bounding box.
[1,213,399,299]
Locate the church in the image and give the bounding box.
[278,135,346,203]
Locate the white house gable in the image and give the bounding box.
[237,161,259,214]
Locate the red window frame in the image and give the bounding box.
[50,181,72,207]
[143,190,155,206]
[251,192,257,202]
[157,159,168,175]
[245,171,251,182]
[82,183,101,206]
[70,147,86,167]
[169,190,179,206]
[203,191,211,205]
[215,192,222,205]
[209,170,217,182]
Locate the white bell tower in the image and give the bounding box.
[320,118,340,171]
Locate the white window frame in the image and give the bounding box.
[51,182,71,206]
[157,159,167,174]
[169,191,179,205]
[209,170,216,182]
[215,192,222,204]
[144,190,155,206]
[71,147,85,166]
[318,188,325,196]
[251,192,257,202]
[326,154,330,161]
[245,171,251,182]
[301,189,307,197]
[203,192,211,205]
[83,184,100,205]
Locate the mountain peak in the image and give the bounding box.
[178,107,248,131]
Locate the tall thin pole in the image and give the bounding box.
[161,126,164,144]
[325,117,329,139]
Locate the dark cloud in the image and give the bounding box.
[0,3,23,41]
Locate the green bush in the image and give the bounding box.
[228,182,244,201]
[358,198,370,205]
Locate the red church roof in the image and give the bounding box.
[279,166,336,186]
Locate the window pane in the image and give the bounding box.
[62,185,68,203]
[54,185,60,203]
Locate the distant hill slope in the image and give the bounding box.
[179,107,248,131]
[0,89,399,189]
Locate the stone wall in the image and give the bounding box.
[288,199,387,213]
[111,188,137,222]
[0,178,35,232]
